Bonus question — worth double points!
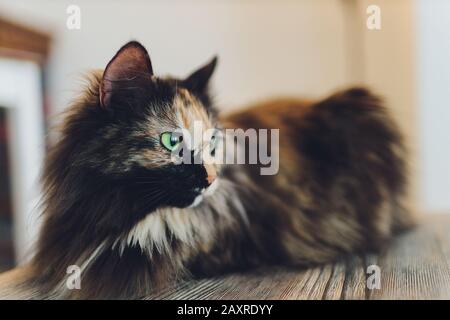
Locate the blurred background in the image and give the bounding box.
[0,0,448,272]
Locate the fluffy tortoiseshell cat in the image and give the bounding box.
[0,41,413,299]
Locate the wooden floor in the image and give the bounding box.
[147,215,450,300]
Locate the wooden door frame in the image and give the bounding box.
[0,16,50,264]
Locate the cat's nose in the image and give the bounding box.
[204,164,217,186]
[207,174,216,185]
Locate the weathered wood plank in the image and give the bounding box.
[369,216,450,299]
[340,256,367,300]
[322,262,346,300]
[298,266,332,299]
[0,266,37,299]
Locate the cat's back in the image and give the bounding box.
[219,88,406,191]
[217,88,413,262]
[220,97,313,131]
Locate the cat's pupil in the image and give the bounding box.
[171,135,182,146]
[210,136,216,156]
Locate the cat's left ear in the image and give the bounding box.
[183,56,218,95]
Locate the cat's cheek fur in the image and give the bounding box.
[188,178,220,208]
[188,194,204,208]
[204,178,220,197]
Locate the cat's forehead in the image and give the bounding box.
[146,85,213,132]
[173,88,211,129]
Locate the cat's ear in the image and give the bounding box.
[100,41,153,108]
[183,56,218,95]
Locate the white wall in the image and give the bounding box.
[416,0,450,213]
[0,0,349,113]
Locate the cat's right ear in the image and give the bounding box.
[100,41,153,108]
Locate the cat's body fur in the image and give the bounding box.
[0,42,413,299]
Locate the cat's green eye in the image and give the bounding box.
[160,132,182,151]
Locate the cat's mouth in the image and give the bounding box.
[188,178,220,208]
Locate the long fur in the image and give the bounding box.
[0,43,414,299]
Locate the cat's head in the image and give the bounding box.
[56,41,220,217]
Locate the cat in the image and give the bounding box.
[0,41,414,299]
